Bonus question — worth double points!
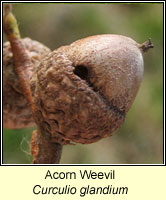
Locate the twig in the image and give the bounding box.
[3,3,32,104]
[3,4,63,164]
[31,129,62,164]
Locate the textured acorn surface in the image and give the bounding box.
[3,37,51,129]
[31,34,144,145]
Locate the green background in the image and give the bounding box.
[3,3,163,164]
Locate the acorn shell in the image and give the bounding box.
[31,34,144,144]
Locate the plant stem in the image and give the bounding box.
[3,3,32,104]
[3,4,63,164]
[31,129,63,164]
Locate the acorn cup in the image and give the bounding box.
[30,34,153,163]
[3,38,51,129]
[3,4,153,164]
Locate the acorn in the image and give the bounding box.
[3,4,154,163]
[3,37,51,129]
[30,34,153,149]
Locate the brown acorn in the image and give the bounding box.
[3,37,51,129]
[30,34,153,149]
[3,3,154,164]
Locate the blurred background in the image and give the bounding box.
[3,3,163,164]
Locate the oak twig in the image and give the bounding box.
[3,4,62,164]
[3,3,32,103]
